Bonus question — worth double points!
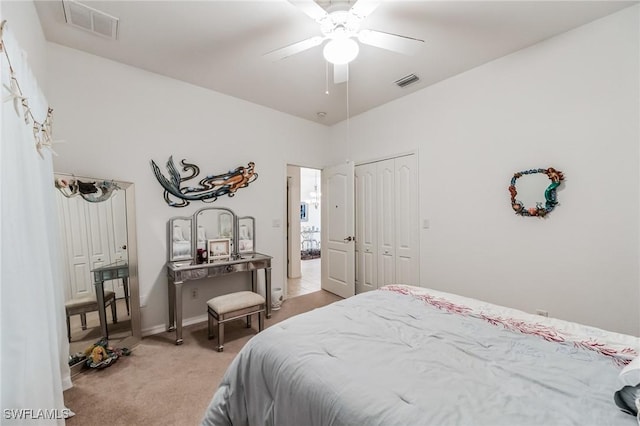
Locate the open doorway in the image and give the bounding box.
[287,166,321,298]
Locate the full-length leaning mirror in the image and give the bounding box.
[54,173,141,370]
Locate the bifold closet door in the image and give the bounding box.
[355,154,418,291]
[57,193,92,299]
[58,193,128,300]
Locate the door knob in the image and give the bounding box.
[122,244,127,250]
[344,236,354,242]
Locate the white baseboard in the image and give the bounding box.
[142,313,208,337]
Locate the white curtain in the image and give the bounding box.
[1,24,71,424]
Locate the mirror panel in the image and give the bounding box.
[238,216,255,253]
[169,217,193,262]
[514,173,549,208]
[195,207,236,253]
[55,173,141,368]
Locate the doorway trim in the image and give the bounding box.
[284,163,323,300]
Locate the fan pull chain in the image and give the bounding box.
[346,73,351,160]
[325,61,329,95]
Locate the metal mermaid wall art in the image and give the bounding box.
[150,157,258,207]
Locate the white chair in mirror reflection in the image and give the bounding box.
[65,290,118,342]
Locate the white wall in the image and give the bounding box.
[1,1,48,90]
[20,2,639,337]
[46,43,331,333]
[329,6,640,336]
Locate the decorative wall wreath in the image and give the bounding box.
[508,167,564,217]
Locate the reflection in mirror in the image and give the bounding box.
[238,216,255,253]
[195,207,236,253]
[514,173,549,208]
[54,173,140,370]
[169,217,193,262]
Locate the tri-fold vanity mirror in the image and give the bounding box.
[54,173,141,370]
[168,207,256,264]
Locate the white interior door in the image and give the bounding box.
[321,161,355,299]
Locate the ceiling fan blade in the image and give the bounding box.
[288,0,328,21]
[349,0,381,19]
[358,29,424,56]
[334,63,349,84]
[263,36,325,61]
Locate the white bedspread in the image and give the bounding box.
[202,285,639,426]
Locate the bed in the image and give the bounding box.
[202,285,640,426]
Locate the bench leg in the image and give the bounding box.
[258,311,264,332]
[246,315,251,328]
[207,311,213,339]
[80,313,87,330]
[216,320,224,352]
[111,299,118,324]
[66,315,71,342]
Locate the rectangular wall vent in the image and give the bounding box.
[62,0,119,40]
[394,73,420,88]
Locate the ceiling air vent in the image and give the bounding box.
[62,0,119,40]
[394,73,419,88]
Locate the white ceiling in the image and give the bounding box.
[33,0,637,125]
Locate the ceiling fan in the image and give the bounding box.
[264,0,424,84]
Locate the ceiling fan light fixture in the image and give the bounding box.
[323,38,359,65]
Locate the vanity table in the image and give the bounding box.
[166,208,269,345]
[91,260,129,339]
[167,253,272,345]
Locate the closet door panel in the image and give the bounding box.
[396,255,413,285]
[106,191,128,298]
[108,191,127,262]
[394,156,418,285]
[377,159,395,287]
[87,201,111,275]
[355,164,377,293]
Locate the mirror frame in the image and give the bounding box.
[55,173,141,373]
[237,216,256,254]
[508,167,565,217]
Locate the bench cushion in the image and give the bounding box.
[207,291,265,315]
[65,290,116,309]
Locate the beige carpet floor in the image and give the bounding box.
[64,290,342,426]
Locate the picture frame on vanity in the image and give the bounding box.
[208,238,231,262]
